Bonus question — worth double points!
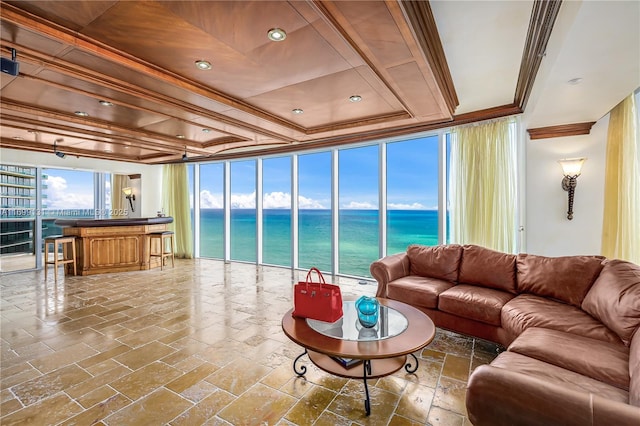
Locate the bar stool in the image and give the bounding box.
[44,235,77,281]
[149,231,175,270]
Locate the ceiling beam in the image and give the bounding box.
[399,0,459,115]
[514,0,563,110]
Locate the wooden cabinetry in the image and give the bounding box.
[57,217,173,275]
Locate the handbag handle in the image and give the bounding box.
[305,267,326,288]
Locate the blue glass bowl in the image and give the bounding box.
[355,296,379,328]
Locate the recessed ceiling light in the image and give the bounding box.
[13,136,22,140]
[195,60,212,70]
[75,111,89,117]
[567,77,583,85]
[104,148,112,153]
[349,95,362,102]
[202,128,211,133]
[98,100,113,106]
[267,28,287,42]
[28,129,38,134]
[176,134,185,139]
[292,108,303,114]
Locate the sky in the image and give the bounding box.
[197,135,439,210]
[43,169,98,210]
[43,135,440,212]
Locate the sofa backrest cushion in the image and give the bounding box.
[408,244,462,283]
[582,259,640,347]
[459,244,517,293]
[516,253,605,307]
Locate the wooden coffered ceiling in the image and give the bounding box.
[2,1,638,164]
[0,0,563,164]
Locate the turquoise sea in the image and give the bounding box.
[200,209,439,277]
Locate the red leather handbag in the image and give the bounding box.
[292,267,343,322]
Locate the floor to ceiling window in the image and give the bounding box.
[0,165,38,272]
[386,136,439,254]
[42,168,95,239]
[298,152,332,272]
[338,145,379,276]
[262,157,292,267]
[194,130,454,278]
[199,163,224,258]
[230,160,256,262]
[0,166,113,273]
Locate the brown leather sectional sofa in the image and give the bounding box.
[370,244,640,425]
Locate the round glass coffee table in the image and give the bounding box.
[281,297,435,415]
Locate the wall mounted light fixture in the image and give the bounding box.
[558,157,586,220]
[122,187,135,212]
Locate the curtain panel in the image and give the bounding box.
[162,164,194,258]
[601,93,640,263]
[449,118,518,253]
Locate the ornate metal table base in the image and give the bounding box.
[292,350,420,416]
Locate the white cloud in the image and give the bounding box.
[387,202,427,210]
[45,175,94,209]
[200,190,223,208]
[298,195,326,209]
[199,190,327,209]
[231,191,256,209]
[263,191,290,208]
[342,201,377,209]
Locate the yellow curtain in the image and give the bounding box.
[110,174,128,217]
[601,93,639,263]
[449,118,518,253]
[162,164,193,258]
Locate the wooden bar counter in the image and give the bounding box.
[55,217,173,276]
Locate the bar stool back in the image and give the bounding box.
[149,231,175,270]
[44,235,77,281]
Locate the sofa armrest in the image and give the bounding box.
[467,365,640,426]
[370,252,410,297]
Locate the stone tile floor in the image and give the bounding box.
[1,259,499,425]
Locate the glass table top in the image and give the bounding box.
[306,300,408,342]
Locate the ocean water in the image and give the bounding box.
[200,209,439,277]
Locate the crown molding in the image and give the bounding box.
[527,122,596,139]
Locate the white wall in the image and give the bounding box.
[523,114,609,256]
[0,148,163,218]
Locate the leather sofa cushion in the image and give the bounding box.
[508,327,629,391]
[387,275,454,309]
[459,245,517,293]
[490,351,629,403]
[407,244,462,282]
[502,294,622,344]
[516,253,605,307]
[439,284,514,326]
[582,259,640,346]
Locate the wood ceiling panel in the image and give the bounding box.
[140,119,228,143]
[4,0,118,31]
[0,76,169,130]
[1,20,67,57]
[327,0,413,67]
[387,61,449,119]
[248,67,399,128]
[161,1,310,55]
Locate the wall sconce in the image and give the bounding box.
[122,187,135,212]
[558,157,586,220]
